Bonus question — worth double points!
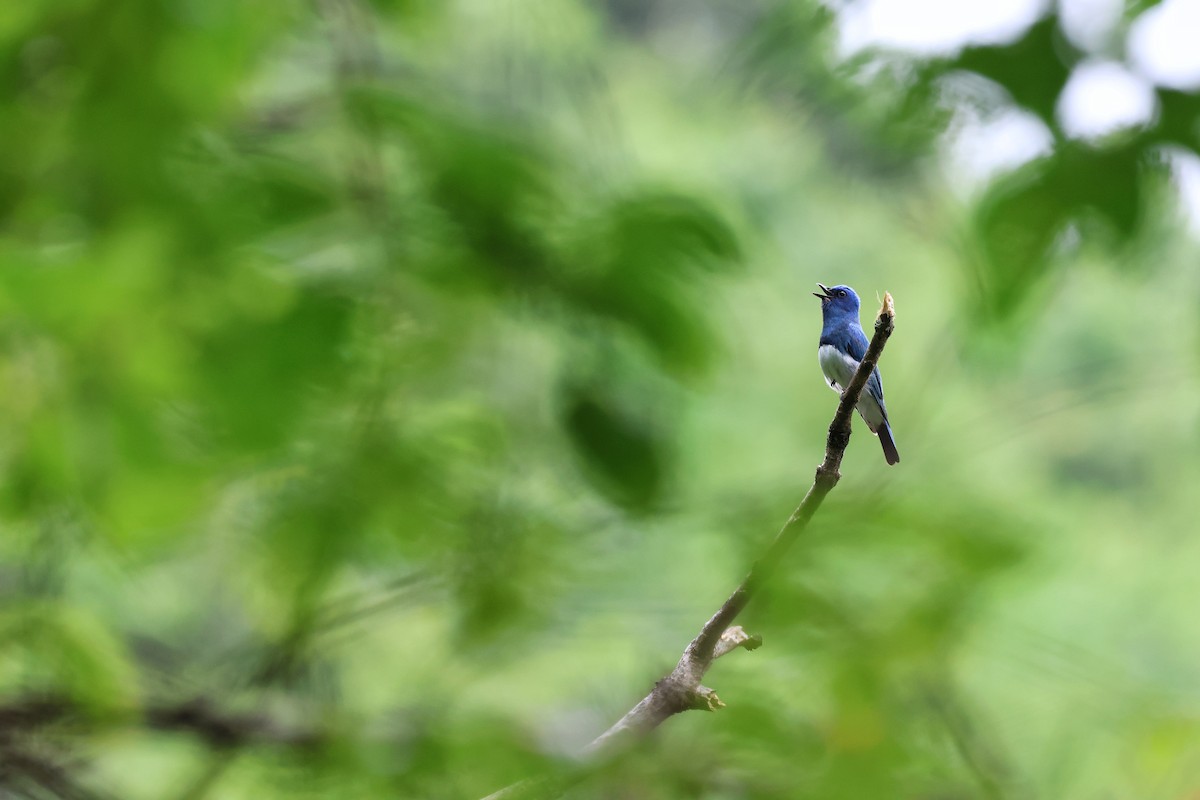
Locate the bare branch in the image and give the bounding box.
[584,293,896,755]
[713,625,762,659]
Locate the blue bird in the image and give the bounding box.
[813,283,899,465]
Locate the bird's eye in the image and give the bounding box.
[837,290,846,298]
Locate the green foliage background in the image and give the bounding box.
[2,1,1200,798]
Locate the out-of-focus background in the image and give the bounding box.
[2,0,1200,797]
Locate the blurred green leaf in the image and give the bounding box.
[951,16,1077,127]
[561,380,666,511]
[973,140,1145,318]
[1153,89,1200,150]
[196,280,353,452]
[736,4,949,177]
[0,602,137,713]
[566,191,740,373]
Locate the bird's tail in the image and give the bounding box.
[878,422,900,466]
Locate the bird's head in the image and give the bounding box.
[813,283,860,316]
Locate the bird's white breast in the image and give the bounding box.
[818,344,859,393]
[817,343,887,429]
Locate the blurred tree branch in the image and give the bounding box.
[483,294,896,800]
[921,675,1015,800]
[0,694,322,799]
[0,695,322,752]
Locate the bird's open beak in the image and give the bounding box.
[813,283,833,301]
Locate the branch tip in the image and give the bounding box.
[690,687,725,712]
[713,625,762,659]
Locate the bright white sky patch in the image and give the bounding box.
[1057,61,1157,139]
[838,0,1048,56]
[1057,0,1123,51]
[832,0,1200,236]
[944,107,1054,193]
[1129,0,1200,90]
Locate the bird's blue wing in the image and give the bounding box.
[842,324,870,362]
[866,368,887,418]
